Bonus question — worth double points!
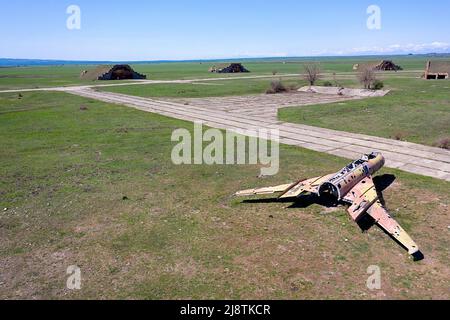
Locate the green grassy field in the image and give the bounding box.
[99,78,309,98]
[97,71,423,99]
[279,77,450,147]
[0,55,434,90]
[0,66,93,90]
[1,91,449,299]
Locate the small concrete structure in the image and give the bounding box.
[298,86,390,97]
[423,61,450,80]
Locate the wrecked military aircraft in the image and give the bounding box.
[235,152,422,260]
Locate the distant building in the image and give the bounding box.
[353,60,403,72]
[209,63,250,73]
[80,65,147,81]
[423,61,450,80]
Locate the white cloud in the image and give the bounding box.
[339,42,450,55]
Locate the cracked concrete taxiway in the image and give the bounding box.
[61,87,450,182]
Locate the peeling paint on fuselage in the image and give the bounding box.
[318,153,385,202]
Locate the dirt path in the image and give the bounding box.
[63,87,450,182]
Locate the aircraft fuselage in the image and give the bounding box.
[318,152,385,202]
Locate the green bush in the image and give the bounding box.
[323,81,333,87]
[266,80,287,94]
[373,80,384,90]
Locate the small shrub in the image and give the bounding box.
[266,80,287,94]
[115,128,129,134]
[435,138,450,150]
[358,67,376,89]
[80,105,88,111]
[373,80,384,90]
[323,81,333,87]
[332,72,341,87]
[392,132,407,141]
[303,63,322,86]
[272,70,278,76]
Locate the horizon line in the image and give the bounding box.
[1,52,450,65]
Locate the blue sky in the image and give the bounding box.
[1,0,449,60]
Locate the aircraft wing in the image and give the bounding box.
[235,183,296,197]
[345,176,420,256]
[235,175,333,199]
[344,176,379,221]
[367,202,420,255]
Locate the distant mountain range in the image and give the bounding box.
[1,53,449,67]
